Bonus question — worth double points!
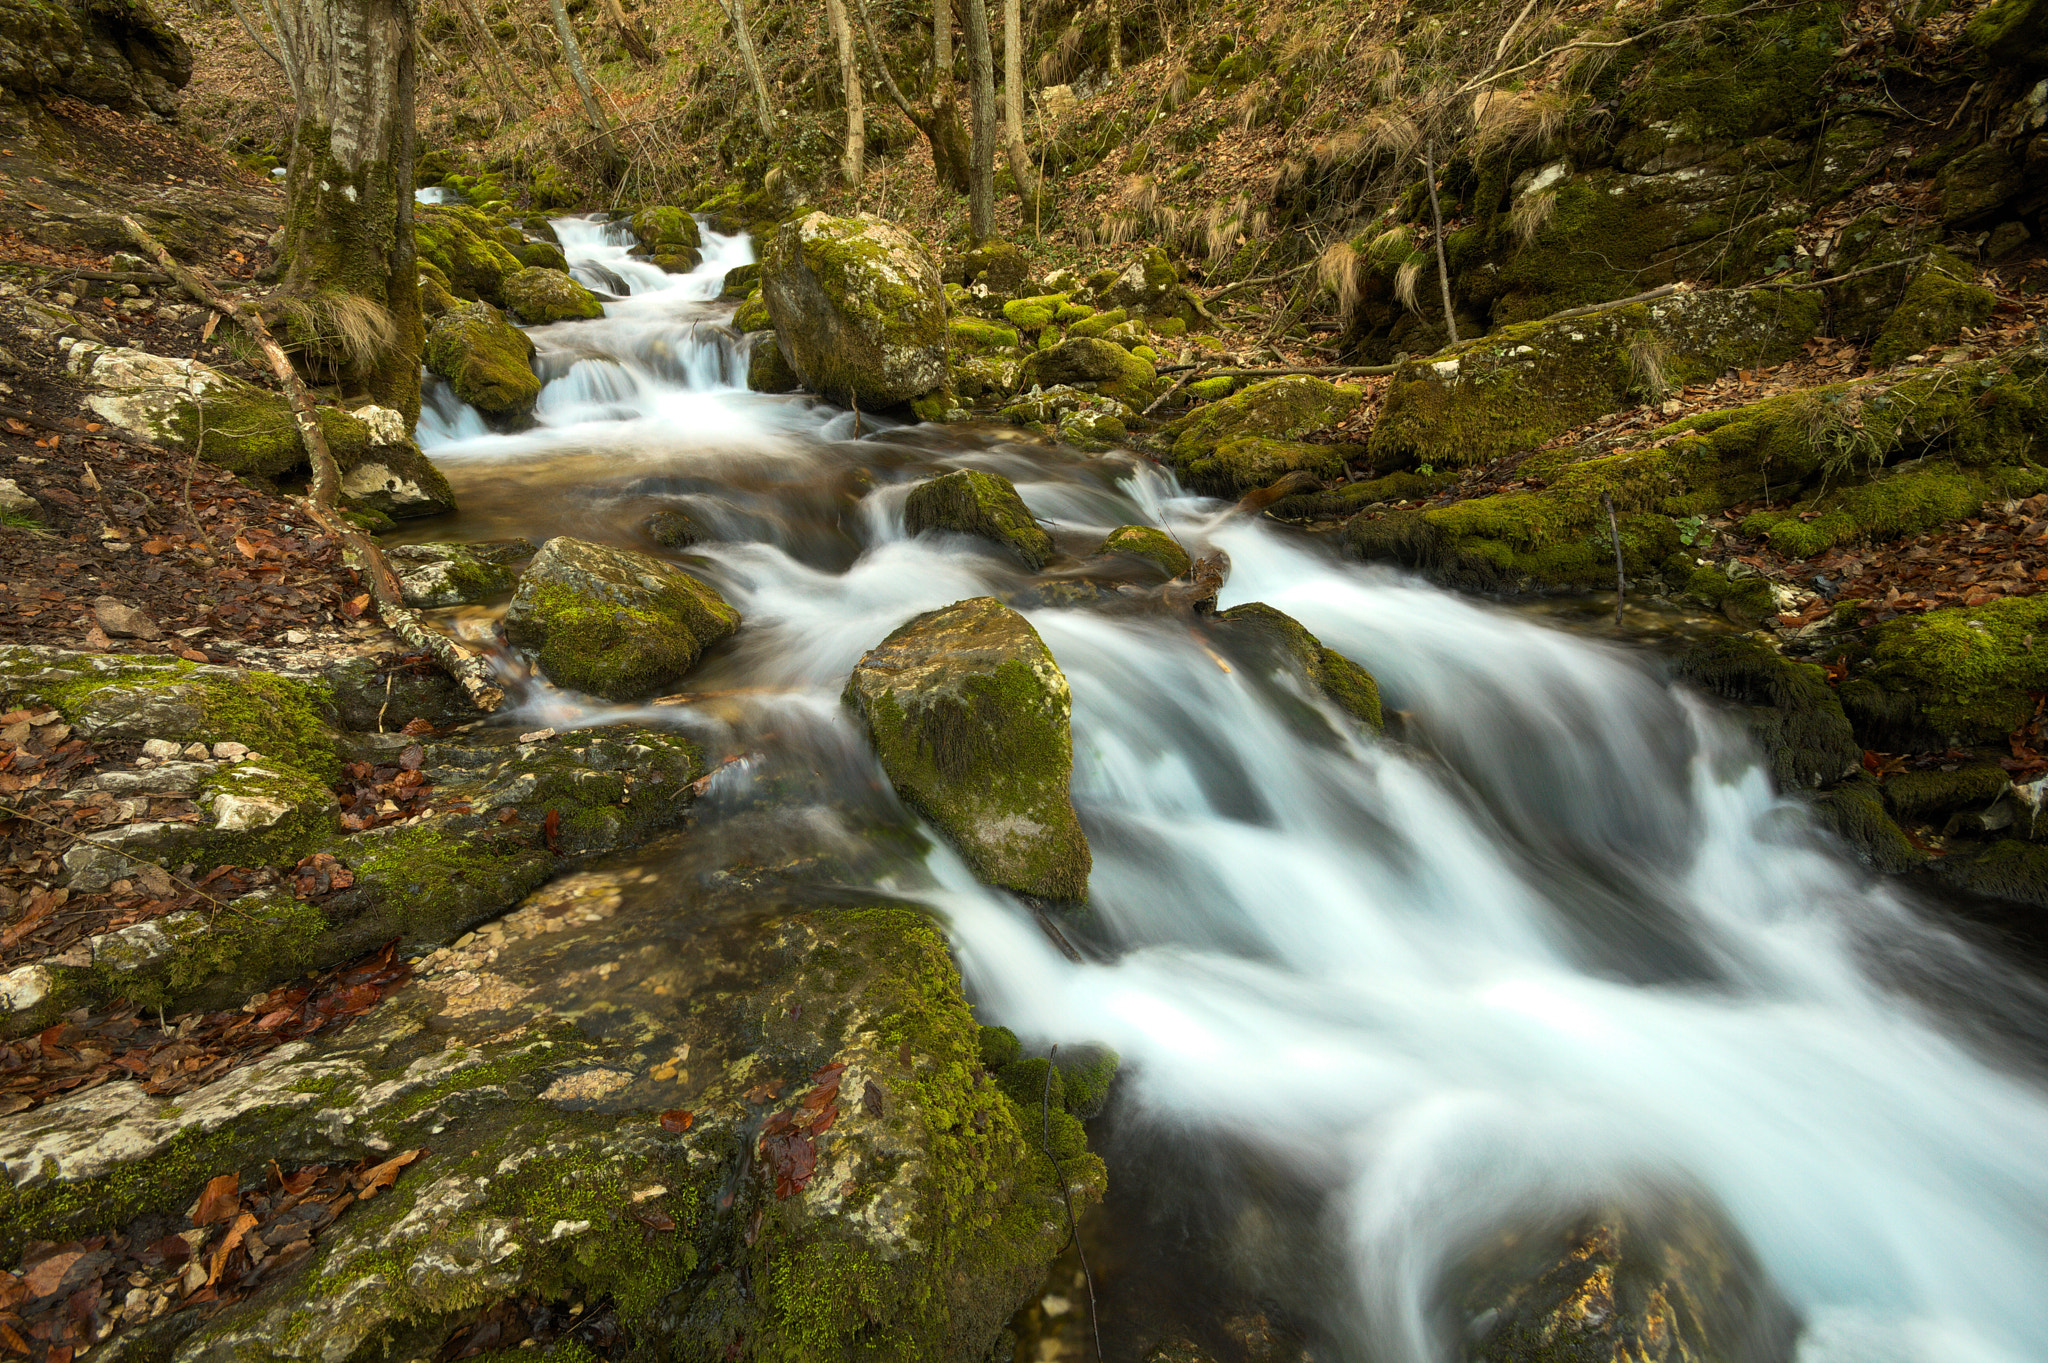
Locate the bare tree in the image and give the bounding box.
[546,0,622,175]
[718,0,776,137]
[597,0,656,64]
[960,0,996,238]
[853,0,970,191]
[1001,0,1041,214]
[1104,0,1120,76]
[268,0,423,418]
[824,0,863,185]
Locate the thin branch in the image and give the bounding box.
[1198,262,1313,307]
[1455,1,1805,97]
[1421,139,1459,346]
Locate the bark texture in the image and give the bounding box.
[1000,0,1040,216]
[722,0,776,137]
[547,0,622,174]
[824,0,864,185]
[272,0,424,421]
[960,0,997,239]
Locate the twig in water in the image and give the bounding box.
[1601,490,1625,629]
[1042,1043,1103,1363]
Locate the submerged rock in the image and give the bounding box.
[904,468,1055,570]
[1093,524,1191,578]
[504,536,740,700]
[1213,603,1383,732]
[424,301,540,425]
[844,597,1091,901]
[760,211,948,408]
[501,265,605,325]
[385,539,536,608]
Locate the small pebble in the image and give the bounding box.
[520,728,556,743]
[141,738,181,759]
[182,743,209,760]
[212,741,249,759]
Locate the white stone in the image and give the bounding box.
[141,738,181,758]
[208,792,292,831]
[0,478,38,519]
[0,963,50,1014]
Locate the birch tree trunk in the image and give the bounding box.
[721,0,776,137]
[1000,0,1040,214]
[824,0,863,185]
[270,0,423,421]
[546,0,622,176]
[960,0,997,239]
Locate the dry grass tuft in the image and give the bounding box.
[1317,240,1362,319]
[1393,259,1424,313]
[1507,187,1557,245]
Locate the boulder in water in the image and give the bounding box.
[414,204,526,307]
[747,330,801,393]
[844,596,1091,901]
[424,301,540,425]
[385,539,536,608]
[1018,335,1159,407]
[760,211,948,408]
[504,536,740,700]
[904,468,1055,570]
[629,204,703,252]
[643,507,704,547]
[1213,602,1383,731]
[501,266,604,324]
[1094,524,1190,578]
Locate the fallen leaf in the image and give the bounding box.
[352,1148,422,1198]
[659,1109,694,1133]
[206,1211,258,1286]
[191,1171,242,1226]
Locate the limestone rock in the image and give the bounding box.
[336,436,458,520]
[760,212,948,408]
[1018,336,1158,407]
[385,539,536,608]
[0,478,40,522]
[0,0,190,118]
[501,266,605,325]
[1871,250,1997,368]
[844,596,1091,900]
[503,537,740,700]
[903,468,1054,570]
[91,596,160,640]
[425,301,540,426]
[629,205,703,253]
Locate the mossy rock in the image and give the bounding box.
[1212,602,1383,733]
[1367,292,1820,471]
[1050,1045,1119,1119]
[502,266,605,325]
[629,205,703,251]
[503,536,741,700]
[1684,567,1779,629]
[843,597,1091,902]
[424,301,540,424]
[1017,337,1158,408]
[1093,524,1190,578]
[385,538,535,608]
[951,353,1023,405]
[510,238,570,272]
[948,316,1020,353]
[1001,294,1067,333]
[1810,773,1923,873]
[760,212,948,408]
[1056,409,1128,452]
[1969,0,2048,69]
[1871,251,1997,368]
[1674,634,1861,790]
[721,262,762,299]
[1163,376,1359,498]
[414,205,524,307]
[1883,764,2011,823]
[903,469,1054,570]
[1264,469,1453,522]
[749,331,802,394]
[1931,838,2048,911]
[1067,307,1128,339]
[1185,376,1236,401]
[1863,593,2048,745]
[734,288,772,333]
[1737,465,2044,560]
[961,241,1031,293]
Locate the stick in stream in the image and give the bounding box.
[117,215,504,712]
[1601,490,1625,629]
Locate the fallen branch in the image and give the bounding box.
[1742,253,1930,293]
[118,215,504,713]
[1197,263,1313,307]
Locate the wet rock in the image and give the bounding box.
[760,211,948,408]
[903,468,1055,570]
[746,329,801,394]
[844,596,1091,901]
[91,596,160,640]
[1093,524,1190,579]
[424,301,540,426]
[414,205,525,307]
[503,536,740,700]
[1213,603,1383,732]
[501,266,605,325]
[628,205,703,260]
[1675,635,1861,790]
[336,432,458,520]
[720,262,760,299]
[1164,376,1358,499]
[643,508,703,548]
[385,539,536,608]
[0,897,1099,1363]
[1456,1193,1799,1363]
[1018,336,1159,408]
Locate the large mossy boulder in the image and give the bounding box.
[1163,376,1359,498]
[629,205,704,274]
[501,266,605,325]
[903,468,1055,570]
[1368,291,1820,471]
[844,597,1091,901]
[414,205,526,308]
[1871,250,1997,368]
[0,888,1100,1363]
[1861,593,2048,745]
[1017,336,1158,408]
[760,212,948,408]
[0,0,191,117]
[503,537,741,700]
[425,301,541,425]
[1212,603,1382,732]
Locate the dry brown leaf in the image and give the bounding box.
[191,1171,242,1225]
[353,1148,422,1198]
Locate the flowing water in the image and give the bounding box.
[410,217,2048,1363]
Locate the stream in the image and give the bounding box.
[409,215,2048,1363]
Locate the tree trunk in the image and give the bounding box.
[597,0,656,64]
[546,0,623,176]
[454,0,540,113]
[1105,0,1120,75]
[853,0,968,192]
[1422,138,1460,345]
[721,0,776,138]
[929,0,972,190]
[960,0,996,239]
[270,0,423,421]
[1000,0,1040,215]
[824,0,863,185]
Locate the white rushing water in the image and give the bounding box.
[413,218,2048,1363]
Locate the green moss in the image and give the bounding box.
[1067,307,1127,338]
[509,576,739,701]
[1165,376,1360,497]
[425,301,539,422]
[976,1024,1021,1070]
[629,206,703,250]
[734,288,773,332]
[1054,300,1096,324]
[1866,593,2048,744]
[759,213,948,410]
[1934,838,2048,910]
[1214,603,1384,732]
[749,332,801,393]
[1871,251,1998,369]
[502,267,605,325]
[1188,438,1346,499]
[414,205,524,307]
[1883,764,2010,822]
[1618,1,1842,143]
[1738,466,2043,559]
[1265,469,1454,521]
[948,316,1020,352]
[1051,1046,1118,1119]
[902,468,1054,570]
[1685,567,1779,627]
[1810,774,1922,873]
[1001,293,1067,332]
[1094,524,1191,578]
[995,1056,1062,1109]
[1186,376,1236,400]
[1968,0,2048,64]
[1675,634,1861,789]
